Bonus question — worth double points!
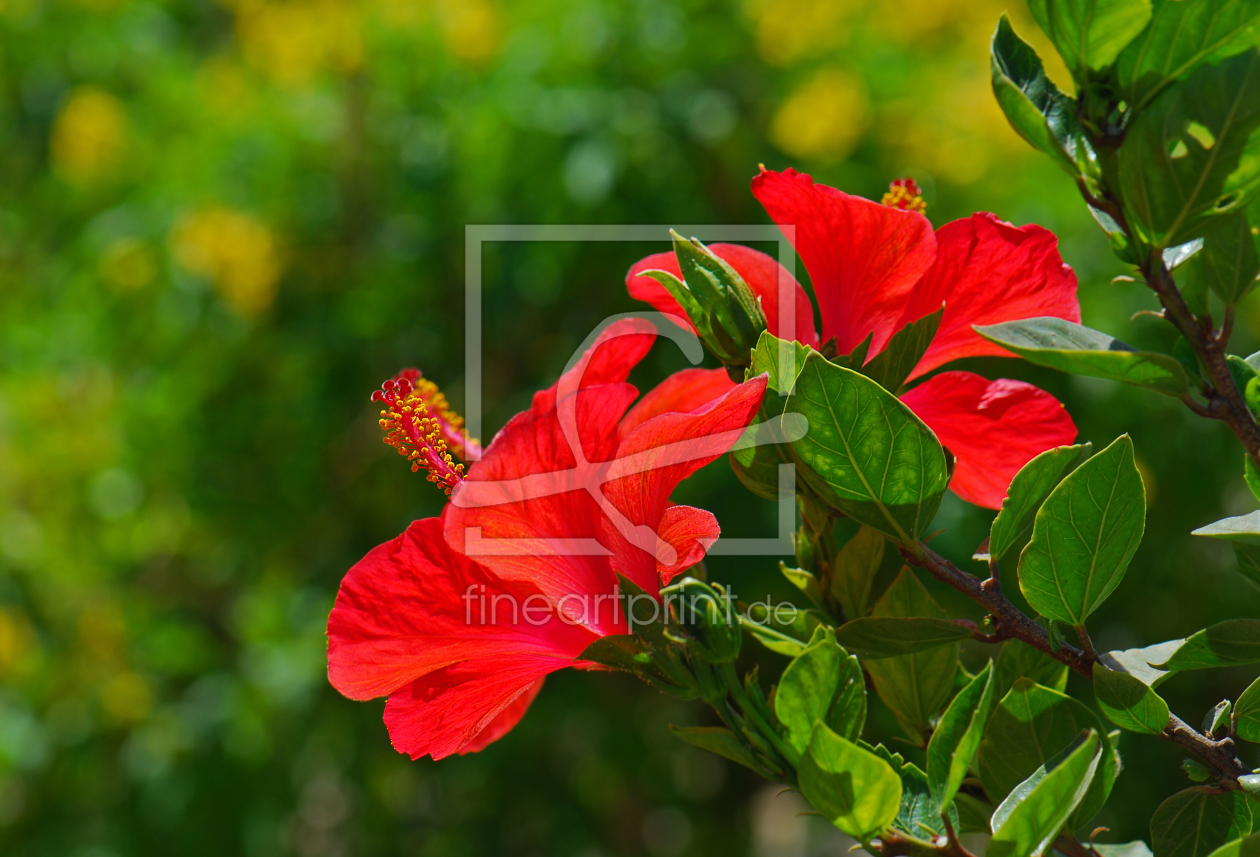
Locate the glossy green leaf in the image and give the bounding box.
[928,662,997,811]
[798,723,902,842]
[996,641,1070,699]
[1117,0,1260,114]
[1119,49,1260,249]
[1192,511,1260,538]
[668,725,762,773]
[1099,639,1184,687]
[991,15,1092,177]
[1094,663,1171,734]
[1028,0,1152,80]
[861,306,943,392]
[1235,542,1260,592]
[989,443,1093,560]
[785,349,949,542]
[1152,789,1251,857]
[976,318,1190,396]
[835,617,972,660]
[978,679,1118,827]
[830,525,885,620]
[1155,620,1260,670]
[780,564,824,610]
[775,627,866,757]
[864,569,959,743]
[1231,675,1260,741]
[987,731,1103,857]
[1019,435,1147,625]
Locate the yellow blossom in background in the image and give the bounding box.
[770,68,870,163]
[100,238,158,292]
[103,671,153,723]
[230,0,363,87]
[438,0,501,65]
[172,208,282,316]
[50,87,128,186]
[742,0,856,66]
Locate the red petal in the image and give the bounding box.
[531,317,656,415]
[385,659,564,760]
[447,392,631,633]
[899,214,1081,379]
[458,676,545,755]
[625,251,695,333]
[900,371,1078,510]
[327,517,596,701]
[751,168,935,356]
[655,504,720,584]
[601,376,766,590]
[619,367,737,438]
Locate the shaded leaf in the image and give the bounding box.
[928,662,997,811]
[1232,674,1260,742]
[996,641,1070,699]
[830,525,885,620]
[669,725,762,774]
[861,306,944,392]
[835,617,972,660]
[1152,789,1247,857]
[1154,620,1260,670]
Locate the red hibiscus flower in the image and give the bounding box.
[625,169,1081,509]
[327,319,766,759]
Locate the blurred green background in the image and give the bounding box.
[2,0,1259,854]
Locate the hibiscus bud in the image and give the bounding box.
[664,577,741,664]
[642,231,768,377]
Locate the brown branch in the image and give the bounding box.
[899,542,1252,791]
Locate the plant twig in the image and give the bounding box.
[899,542,1252,790]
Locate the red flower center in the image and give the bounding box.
[880,177,927,213]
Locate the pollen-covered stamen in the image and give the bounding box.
[881,178,928,214]
[371,369,479,495]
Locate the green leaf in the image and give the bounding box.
[1093,663,1172,734]
[831,525,886,620]
[730,333,814,500]
[991,15,1093,177]
[1028,0,1153,80]
[1152,789,1250,857]
[742,619,807,657]
[987,730,1104,857]
[1246,456,1260,503]
[928,662,997,811]
[860,306,944,392]
[1119,49,1260,249]
[1117,0,1260,115]
[798,723,902,842]
[978,679,1118,827]
[957,793,997,834]
[780,564,824,610]
[1178,212,1260,305]
[668,725,763,773]
[869,744,957,838]
[1205,834,1260,857]
[1099,639,1184,687]
[775,628,866,757]
[836,617,972,660]
[1205,700,1233,736]
[1193,511,1260,538]
[996,641,1071,699]
[989,443,1093,560]
[864,569,960,742]
[785,349,949,542]
[976,318,1190,396]
[1097,842,1156,857]
[1235,543,1260,592]
[1018,435,1147,625]
[1155,620,1260,670]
